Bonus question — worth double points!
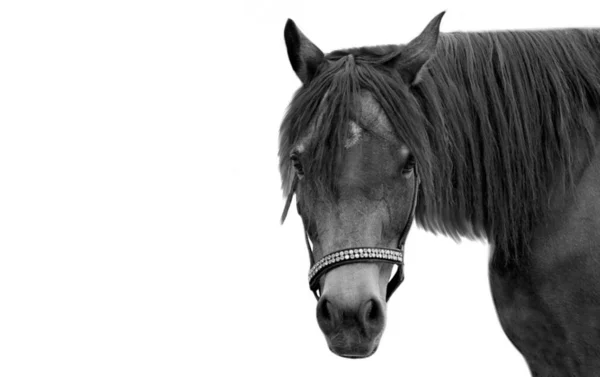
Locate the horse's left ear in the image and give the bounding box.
[394,12,445,86]
[284,19,325,84]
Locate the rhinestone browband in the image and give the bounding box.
[308,247,404,291]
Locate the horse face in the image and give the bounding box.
[283,14,443,358]
[292,93,418,358]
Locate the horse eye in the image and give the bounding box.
[402,155,415,175]
[290,153,304,178]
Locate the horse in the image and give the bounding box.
[279,11,600,376]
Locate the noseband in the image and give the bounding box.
[281,170,420,301]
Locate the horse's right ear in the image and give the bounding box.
[284,19,324,84]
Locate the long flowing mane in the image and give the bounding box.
[280,29,600,262]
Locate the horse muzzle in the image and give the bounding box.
[316,291,386,358]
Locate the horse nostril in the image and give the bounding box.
[367,299,379,321]
[322,301,331,321]
[361,299,384,333]
[316,298,336,333]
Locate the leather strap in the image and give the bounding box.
[308,246,405,300]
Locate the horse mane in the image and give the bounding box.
[280,28,600,262]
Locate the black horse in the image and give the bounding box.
[280,12,600,376]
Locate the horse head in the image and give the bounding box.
[280,13,444,358]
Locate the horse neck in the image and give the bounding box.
[412,32,600,254]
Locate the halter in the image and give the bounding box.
[281,169,420,301]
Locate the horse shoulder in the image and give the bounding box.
[491,139,600,376]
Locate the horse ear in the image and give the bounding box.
[395,12,445,86]
[284,19,325,84]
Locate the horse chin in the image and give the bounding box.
[326,337,380,359]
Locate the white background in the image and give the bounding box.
[1,1,598,376]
